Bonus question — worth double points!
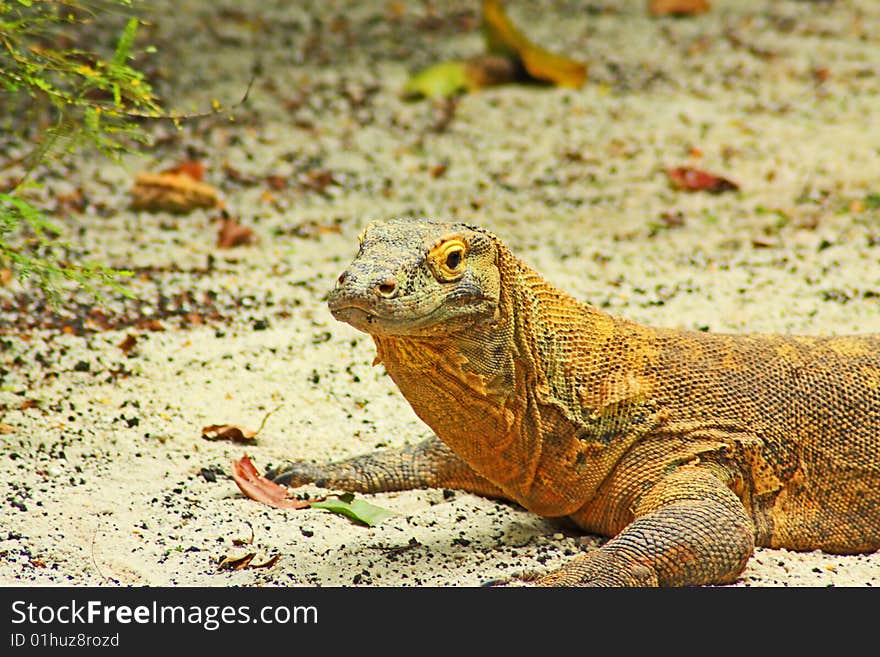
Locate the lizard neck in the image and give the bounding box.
[372,242,634,514]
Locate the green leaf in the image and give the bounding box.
[112,17,139,68]
[403,61,471,100]
[310,494,395,527]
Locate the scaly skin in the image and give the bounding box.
[272,218,880,586]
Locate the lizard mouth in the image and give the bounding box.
[328,296,497,336]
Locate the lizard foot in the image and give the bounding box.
[480,570,543,587]
[267,461,326,487]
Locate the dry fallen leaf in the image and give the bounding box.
[231,526,254,547]
[135,318,165,332]
[202,424,258,443]
[249,554,281,569]
[403,0,585,99]
[465,54,522,89]
[298,168,338,194]
[117,334,138,354]
[265,174,287,191]
[130,172,221,214]
[54,187,87,214]
[162,160,206,181]
[666,166,739,193]
[216,553,255,571]
[482,0,587,88]
[751,235,779,249]
[648,0,711,17]
[216,552,280,571]
[285,219,343,239]
[216,215,256,248]
[231,455,317,510]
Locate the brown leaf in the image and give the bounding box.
[54,187,87,214]
[285,219,343,239]
[249,554,281,569]
[659,211,685,228]
[135,319,165,332]
[428,162,448,178]
[130,172,221,214]
[216,552,256,571]
[464,54,522,88]
[812,67,831,84]
[217,216,256,249]
[751,235,779,249]
[482,0,586,88]
[666,166,739,194]
[298,168,337,193]
[202,424,258,443]
[222,164,261,186]
[0,269,12,286]
[265,174,288,191]
[231,455,316,510]
[118,334,138,354]
[0,423,15,434]
[648,0,711,17]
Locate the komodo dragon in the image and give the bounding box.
[272,217,880,586]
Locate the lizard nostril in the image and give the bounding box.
[337,271,348,286]
[376,280,397,298]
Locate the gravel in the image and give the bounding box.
[1,0,878,587]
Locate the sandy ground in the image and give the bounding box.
[1,0,879,587]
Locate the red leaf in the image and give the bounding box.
[217,216,256,248]
[666,166,739,193]
[231,456,316,510]
[162,160,206,181]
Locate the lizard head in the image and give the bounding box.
[328,218,502,337]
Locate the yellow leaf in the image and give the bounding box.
[482,0,586,88]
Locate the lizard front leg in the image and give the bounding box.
[534,466,755,586]
[269,436,508,499]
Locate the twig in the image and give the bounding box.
[90,520,112,584]
[254,403,283,437]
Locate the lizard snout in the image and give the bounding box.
[328,264,405,334]
[329,265,400,309]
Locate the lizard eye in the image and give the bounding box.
[428,237,467,282]
[445,249,462,271]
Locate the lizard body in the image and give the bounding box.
[274,218,880,586]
